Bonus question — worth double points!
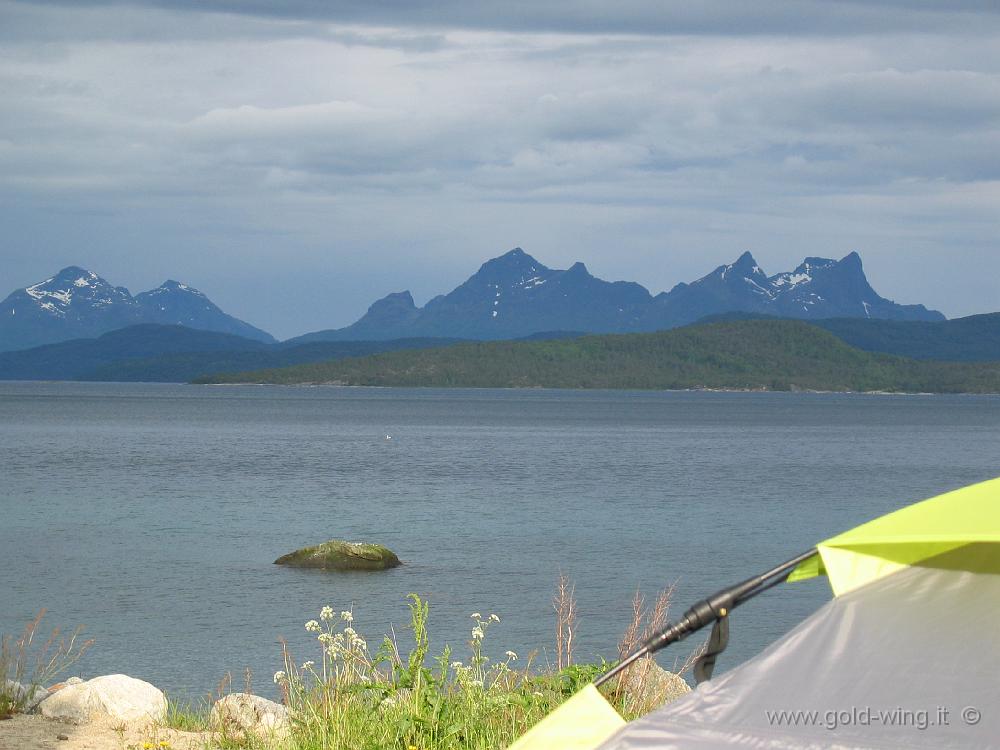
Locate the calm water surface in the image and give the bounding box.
[1,382,998,699]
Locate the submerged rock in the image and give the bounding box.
[274,539,401,571]
[39,674,166,725]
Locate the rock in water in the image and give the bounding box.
[274,539,401,571]
[211,693,290,739]
[39,674,166,724]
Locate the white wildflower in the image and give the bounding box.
[340,610,354,622]
[470,612,482,619]
[355,638,367,650]
[305,620,320,632]
[470,679,484,688]
[489,614,500,623]
[320,606,334,621]
[318,633,334,645]
[301,660,314,670]
[344,626,357,637]
[471,626,485,640]
[505,650,518,660]
[273,671,286,684]
[450,661,463,669]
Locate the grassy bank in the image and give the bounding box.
[256,589,688,750]
[180,586,690,749]
[194,320,1000,393]
[5,586,691,750]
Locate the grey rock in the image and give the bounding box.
[620,658,690,712]
[3,679,49,712]
[39,674,167,725]
[211,693,290,739]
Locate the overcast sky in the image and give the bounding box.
[2,1,999,338]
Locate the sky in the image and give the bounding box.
[1,1,999,339]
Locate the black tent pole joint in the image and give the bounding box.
[594,548,818,688]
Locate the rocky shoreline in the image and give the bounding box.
[1,673,288,750]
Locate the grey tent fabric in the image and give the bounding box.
[598,564,1000,749]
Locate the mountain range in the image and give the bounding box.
[295,248,943,343]
[0,249,945,354]
[0,266,274,352]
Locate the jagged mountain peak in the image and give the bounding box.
[729,251,766,277]
[311,246,942,344]
[699,251,767,285]
[376,290,416,307]
[841,250,862,266]
[364,290,418,318]
[30,266,106,291]
[771,257,834,289]
[21,266,131,318]
[139,280,208,298]
[0,267,274,351]
[475,247,548,279]
[52,265,99,281]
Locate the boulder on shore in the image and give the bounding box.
[620,658,690,712]
[3,680,49,713]
[212,693,290,740]
[39,674,166,725]
[274,539,401,571]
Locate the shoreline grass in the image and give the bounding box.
[257,587,694,750]
[4,585,695,749]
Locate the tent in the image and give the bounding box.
[512,476,1000,749]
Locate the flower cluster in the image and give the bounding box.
[276,600,522,708]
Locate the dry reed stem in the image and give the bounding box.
[553,573,577,671]
[616,585,689,715]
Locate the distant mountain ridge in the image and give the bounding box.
[0,324,463,382]
[0,266,274,351]
[296,248,943,342]
[2,312,998,384]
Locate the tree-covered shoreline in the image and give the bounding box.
[194,320,1000,394]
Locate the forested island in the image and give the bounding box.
[194,319,1000,393]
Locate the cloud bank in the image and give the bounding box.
[1,0,998,337]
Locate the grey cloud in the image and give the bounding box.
[1,0,998,336]
[15,0,1000,37]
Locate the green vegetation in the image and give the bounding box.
[814,313,1000,362]
[0,611,92,719]
[163,697,213,732]
[260,589,685,750]
[195,319,1000,393]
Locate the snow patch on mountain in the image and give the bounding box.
[0,267,274,351]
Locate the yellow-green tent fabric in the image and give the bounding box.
[511,477,1000,749]
[789,475,1000,595]
[507,685,624,750]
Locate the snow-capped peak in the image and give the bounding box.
[769,257,836,288]
[21,267,123,316]
[143,280,207,297]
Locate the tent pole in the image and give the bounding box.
[594,548,817,688]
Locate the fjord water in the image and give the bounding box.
[1,382,998,699]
